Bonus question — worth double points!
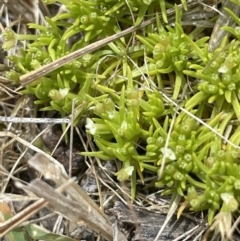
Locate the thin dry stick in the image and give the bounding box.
[229,215,240,238]
[0,198,47,236]
[68,99,76,178]
[153,194,182,241]
[19,18,155,85]
[87,148,105,212]
[0,123,69,193]
[172,225,200,241]
[49,121,71,157]
[0,177,75,237]
[19,1,199,86]
[0,117,70,124]
[0,131,67,193]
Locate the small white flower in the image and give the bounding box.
[106,110,116,119]
[218,65,228,74]
[85,118,96,135]
[125,166,134,176]
[160,147,176,161]
[116,166,134,181]
[59,88,69,98]
[221,193,233,205]
[221,193,238,212]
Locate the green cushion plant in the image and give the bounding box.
[4,0,240,235]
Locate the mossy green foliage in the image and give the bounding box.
[4,0,240,225]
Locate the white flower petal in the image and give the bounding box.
[220,193,233,205]
[125,166,134,176]
[160,147,176,161]
[85,118,96,135]
[106,110,116,119]
[59,88,69,98]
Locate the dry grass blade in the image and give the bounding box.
[0,177,75,237]
[0,130,66,171]
[0,197,47,237]
[209,0,240,52]
[0,0,49,23]
[26,153,127,241]
[153,193,182,241]
[0,116,70,124]
[19,1,199,86]
[19,18,155,86]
